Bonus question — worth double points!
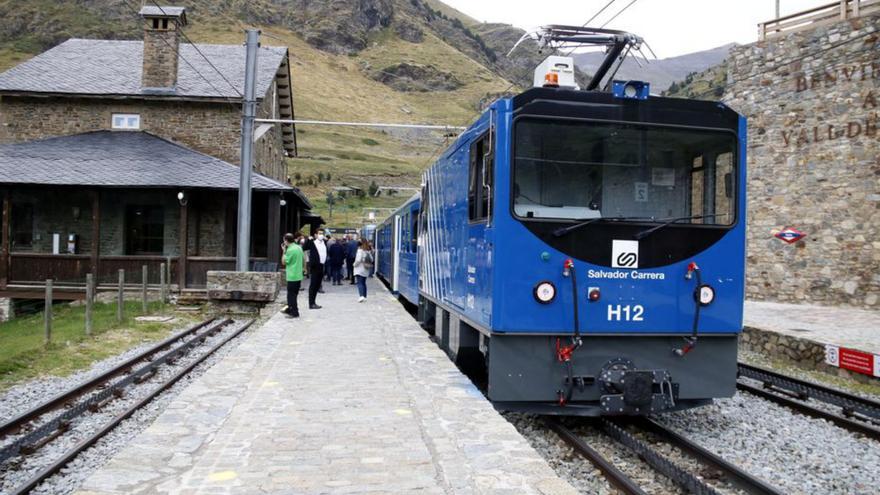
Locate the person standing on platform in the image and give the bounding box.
[328,238,345,285]
[281,232,303,318]
[303,228,327,309]
[353,239,374,302]
[345,235,358,285]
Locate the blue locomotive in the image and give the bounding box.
[376,28,746,416]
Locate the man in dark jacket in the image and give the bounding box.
[302,228,328,309]
[345,236,358,284]
[327,239,346,285]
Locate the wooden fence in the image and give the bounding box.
[758,0,880,40]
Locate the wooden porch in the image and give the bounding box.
[0,185,311,298]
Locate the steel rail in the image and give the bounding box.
[737,362,880,421]
[545,419,648,495]
[736,381,880,440]
[0,317,216,438]
[8,318,256,495]
[600,419,723,495]
[634,418,784,495]
[0,318,232,464]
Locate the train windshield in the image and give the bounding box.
[513,119,737,225]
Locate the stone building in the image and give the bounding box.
[0,6,321,315]
[724,1,879,308]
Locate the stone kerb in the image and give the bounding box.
[740,326,877,384]
[206,271,281,314]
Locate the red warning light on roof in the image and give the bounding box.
[774,227,806,244]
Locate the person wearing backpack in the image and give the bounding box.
[353,239,374,302]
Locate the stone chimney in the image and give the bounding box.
[140,6,188,90]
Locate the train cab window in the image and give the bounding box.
[513,119,736,226]
[468,132,494,222]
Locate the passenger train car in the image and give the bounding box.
[376,50,746,416]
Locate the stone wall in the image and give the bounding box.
[740,326,877,384]
[724,15,880,308]
[0,83,286,181]
[10,188,95,253]
[142,24,180,89]
[206,270,281,314]
[0,297,12,322]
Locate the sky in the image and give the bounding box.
[439,0,825,58]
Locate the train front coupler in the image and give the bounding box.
[598,361,677,415]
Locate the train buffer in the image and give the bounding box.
[75,278,577,494]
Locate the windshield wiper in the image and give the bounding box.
[552,216,657,237]
[634,214,726,240]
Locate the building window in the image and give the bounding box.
[112,113,141,130]
[11,204,34,250]
[125,206,164,255]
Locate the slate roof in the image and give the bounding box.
[0,39,286,100]
[0,132,310,207]
[139,6,186,18]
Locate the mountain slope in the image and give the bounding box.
[573,43,734,92]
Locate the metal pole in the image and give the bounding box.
[142,265,148,313]
[776,0,780,19]
[236,29,260,272]
[160,262,167,304]
[117,269,124,323]
[85,273,93,336]
[44,279,52,345]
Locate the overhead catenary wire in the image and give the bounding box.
[253,118,467,131]
[600,0,640,29]
[562,0,618,56]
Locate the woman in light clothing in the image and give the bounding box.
[353,240,374,302]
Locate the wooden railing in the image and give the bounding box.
[758,0,880,40]
[9,254,91,284]
[8,254,179,286]
[6,254,273,290]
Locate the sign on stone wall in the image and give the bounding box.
[781,58,879,147]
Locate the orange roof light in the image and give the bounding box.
[543,72,559,88]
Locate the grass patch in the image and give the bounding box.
[0,301,199,391]
[361,138,380,146]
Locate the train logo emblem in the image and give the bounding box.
[774,227,806,244]
[611,240,639,269]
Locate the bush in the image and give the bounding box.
[368,180,379,196]
[362,138,380,146]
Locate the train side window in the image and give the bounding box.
[468,132,494,222]
[411,208,419,253]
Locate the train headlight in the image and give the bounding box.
[612,80,650,100]
[534,281,556,304]
[696,285,715,306]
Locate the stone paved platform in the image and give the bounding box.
[745,300,880,355]
[76,279,577,494]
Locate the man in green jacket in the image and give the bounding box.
[282,232,304,318]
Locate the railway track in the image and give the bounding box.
[0,317,254,495]
[736,362,880,440]
[548,418,784,495]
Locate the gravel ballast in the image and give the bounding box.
[507,388,880,495]
[0,319,255,495]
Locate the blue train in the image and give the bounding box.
[376,34,746,416]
